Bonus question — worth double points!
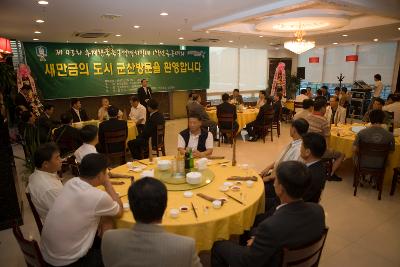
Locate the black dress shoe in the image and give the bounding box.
[327,174,342,181]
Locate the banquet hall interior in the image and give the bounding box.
[0,0,400,266]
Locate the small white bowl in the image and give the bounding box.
[183,191,193,198]
[246,180,254,188]
[223,182,233,187]
[132,167,143,172]
[219,185,229,192]
[186,172,202,185]
[212,200,222,209]
[157,160,171,171]
[140,169,154,178]
[169,208,180,218]
[126,162,133,169]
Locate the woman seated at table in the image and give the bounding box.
[246,97,273,142]
[98,97,123,121]
[256,90,267,108]
[178,113,213,158]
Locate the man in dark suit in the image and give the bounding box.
[217,93,238,131]
[301,132,327,203]
[229,88,244,105]
[128,99,165,160]
[211,161,326,267]
[38,104,60,143]
[53,113,82,157]
[98,106,128,154]
[70,98,89,123]
[273,93,282,122]
[137,79,152,108]
[246,97,273,141]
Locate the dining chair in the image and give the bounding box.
[255,109,274,143]
[353,141,392,200]
[272,106,282,137]
[217,113,236,147]
[152,124,166,157]
[12,224,46,267]
[104,129,127,166]
[281,228,329,267]
[293,101,303,114]
[25,193,43,234]
[390,167,400,196]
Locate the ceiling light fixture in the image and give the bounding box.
[342,34,348,37]
[159,42,164,45]
[205,30,209,34]
[103,40,108,43]
[133,25,140,29]
[398,27,400,30]
[115,34,121,37]
[373,38,379,42]
[160,12,168,16]
[284,29,315,54]
[33,38,39,41]
[35,19,45,23]
[66,40,70,43]
[178,37,184,40]
[333,42,338,45]
[177,29,181,32]
[228,40,233,43]
[34,31,41,34]
[38,0,48,5]
[259,35,263,38]
[94,41,98,44]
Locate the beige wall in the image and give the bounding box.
[267,49,299,76]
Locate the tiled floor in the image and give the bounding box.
[1,118,399,266]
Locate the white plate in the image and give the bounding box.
[183,191,193,198]
[351,126,366,134]
[223,182,233,187]
[219,186,229,192]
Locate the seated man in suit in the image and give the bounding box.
[40,154,123,267]
[325,96,346,124]
[102,177,202,267]
[27,142,63,221]
[178,113,213,158]
[187,94,217,140]
[246,97,273,142]
[217,93,239,142]
[301,132,327,203]
[38,104,59,143]
[272,93,282,122]
[53,113,82,157]
[128,99,165,160]
[70,98,89,123]
[212,160,326,267]
[98,105,128,154]
[256,90,267,108]
[230,88,244,105]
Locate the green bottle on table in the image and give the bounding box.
[189,148,194,169]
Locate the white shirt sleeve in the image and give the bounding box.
[178,134,186,149]
[94,192,120,217]
[205,132,214,149]
[138,106,146,122]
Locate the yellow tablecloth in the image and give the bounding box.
[330,124,400,182]
[72,120,138,143]
[109,157,265,252]
[207,108,259,131]
[284,100,295,111]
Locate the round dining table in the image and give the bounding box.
[330,123,400,182]
[206,107,259,131]
[72,119,138,143]
[108,156,265,252]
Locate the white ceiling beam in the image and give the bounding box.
[319,0,400,19]
[192,0,318,31]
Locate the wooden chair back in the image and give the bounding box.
[104,129,127,165]
[12,224,46,267]
[151,124,166,157]
[217,113,235,146]
[25,193,43,234]
[282,228,329,267]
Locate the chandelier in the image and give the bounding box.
[284,29,315,54]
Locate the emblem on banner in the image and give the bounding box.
[35,46,47,61]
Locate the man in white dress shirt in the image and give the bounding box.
[293,99,314,120]
[27,142,63,221]
[382,94,400,128]
[295,89,309,103]
[74,125,98,163]
[129,96,147,134]
[178,113,213,158]
[260,118,309,180]
[40,153,123,267]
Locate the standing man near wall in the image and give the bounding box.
[137,79,152,109]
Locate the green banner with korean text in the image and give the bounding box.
[23,42,209,99]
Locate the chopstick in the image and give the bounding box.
[118,194,128,199]
[223,192,245,205]
[191,202,198,220]
[137,160,149,166]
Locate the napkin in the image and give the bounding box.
[227,176,258,181]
